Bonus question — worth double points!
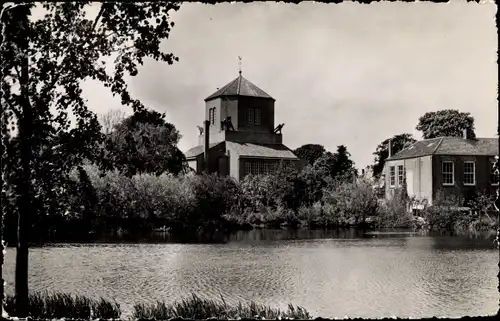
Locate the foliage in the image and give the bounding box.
[240,163,298,212]
[322,178,379,226]
[75,165,195,233]
[467,192,496,219]
[133,293,312,320]
[421,194,466,231]
[295,164,328,207]
[422,192,496,231]
[332,145,357,179]
[372,133,416,178]
[63,168,240,236]
[4,292,120,319]
[312,145,356,181]
[185,174,241,234]
[297,203,331,227]
[293,144,326,165]
[240,174,276,211]
[376,187,413,228]
[1,1,181,312]
[98,108,126,134]
[103,116,186,176]
[416,109,476,139]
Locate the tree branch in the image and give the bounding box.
[91,3,106,32]
[2,94,22,119]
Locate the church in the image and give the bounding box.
[185,70,301,181]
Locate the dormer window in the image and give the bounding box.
[247,107,261,127]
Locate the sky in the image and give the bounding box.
[80,0,498,169]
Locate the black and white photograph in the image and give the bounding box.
[1,0,499,320]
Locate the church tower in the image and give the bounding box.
[185,66,300,181]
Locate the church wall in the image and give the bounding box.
[205,98,222,136]
[210,143,226,170]
[187,159,197,172]
[224,131,283,144]
[220,97,239,130]
[217,155,230,177]
[237,97,275,133]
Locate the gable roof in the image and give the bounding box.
[204,74,274,101]
[387,137,498,161]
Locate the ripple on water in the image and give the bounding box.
[2,235,498,318]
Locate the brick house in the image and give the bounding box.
[185,72,302,181]
[384,135,498,207]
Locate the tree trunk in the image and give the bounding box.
[1,228,4,317]
[14,4,32,316]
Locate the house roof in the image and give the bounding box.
[185,142,222,159]
[387,137,498,161]
[225,141,298,159]
[184,141,298,160]
[204,73,274,101]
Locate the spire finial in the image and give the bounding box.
[238,56,242,75]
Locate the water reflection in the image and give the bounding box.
[2,229,498,319]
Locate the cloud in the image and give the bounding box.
[81,1,497,168]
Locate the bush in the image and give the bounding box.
[422,192,496,231]
[321,178,379,226]
[376,187,413,228]
[297,202,332,227]
[133,293,312,320]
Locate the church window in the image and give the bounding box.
[242,159,293,178]
[246,107,261,127]
[209,107,216,125]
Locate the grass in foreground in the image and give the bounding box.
[133,293,312,320]
[4,291,121,319]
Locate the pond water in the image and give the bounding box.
[3,228,499,318]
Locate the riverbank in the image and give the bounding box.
[3,226,497,248]
[2,164,496,245]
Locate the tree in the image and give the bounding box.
[312,145,356,181]
[416,109,476,139]
[99,109,126,135]
[372,134,416,178]
[103,108,187,176]
[1,2,180,314]
[293,144,326,166]
[331,145,356,180]
[295,164,327,207]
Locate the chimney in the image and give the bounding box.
[204,120,210,173]
[462,128,468,139]
[388,139,392,158]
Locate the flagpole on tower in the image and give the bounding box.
[238,56,242,75]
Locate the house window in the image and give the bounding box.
[491,161,499,186]
[389,166,396,187]
[442,161,454,186]
[463,161,475,186]
[246,107,261,127]
[397,165,405,187]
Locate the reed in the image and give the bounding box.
[132,293,312,320]
[4,291,120,319]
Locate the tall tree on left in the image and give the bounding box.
[0,2,180,315]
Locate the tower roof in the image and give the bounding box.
[204,74,274,101]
